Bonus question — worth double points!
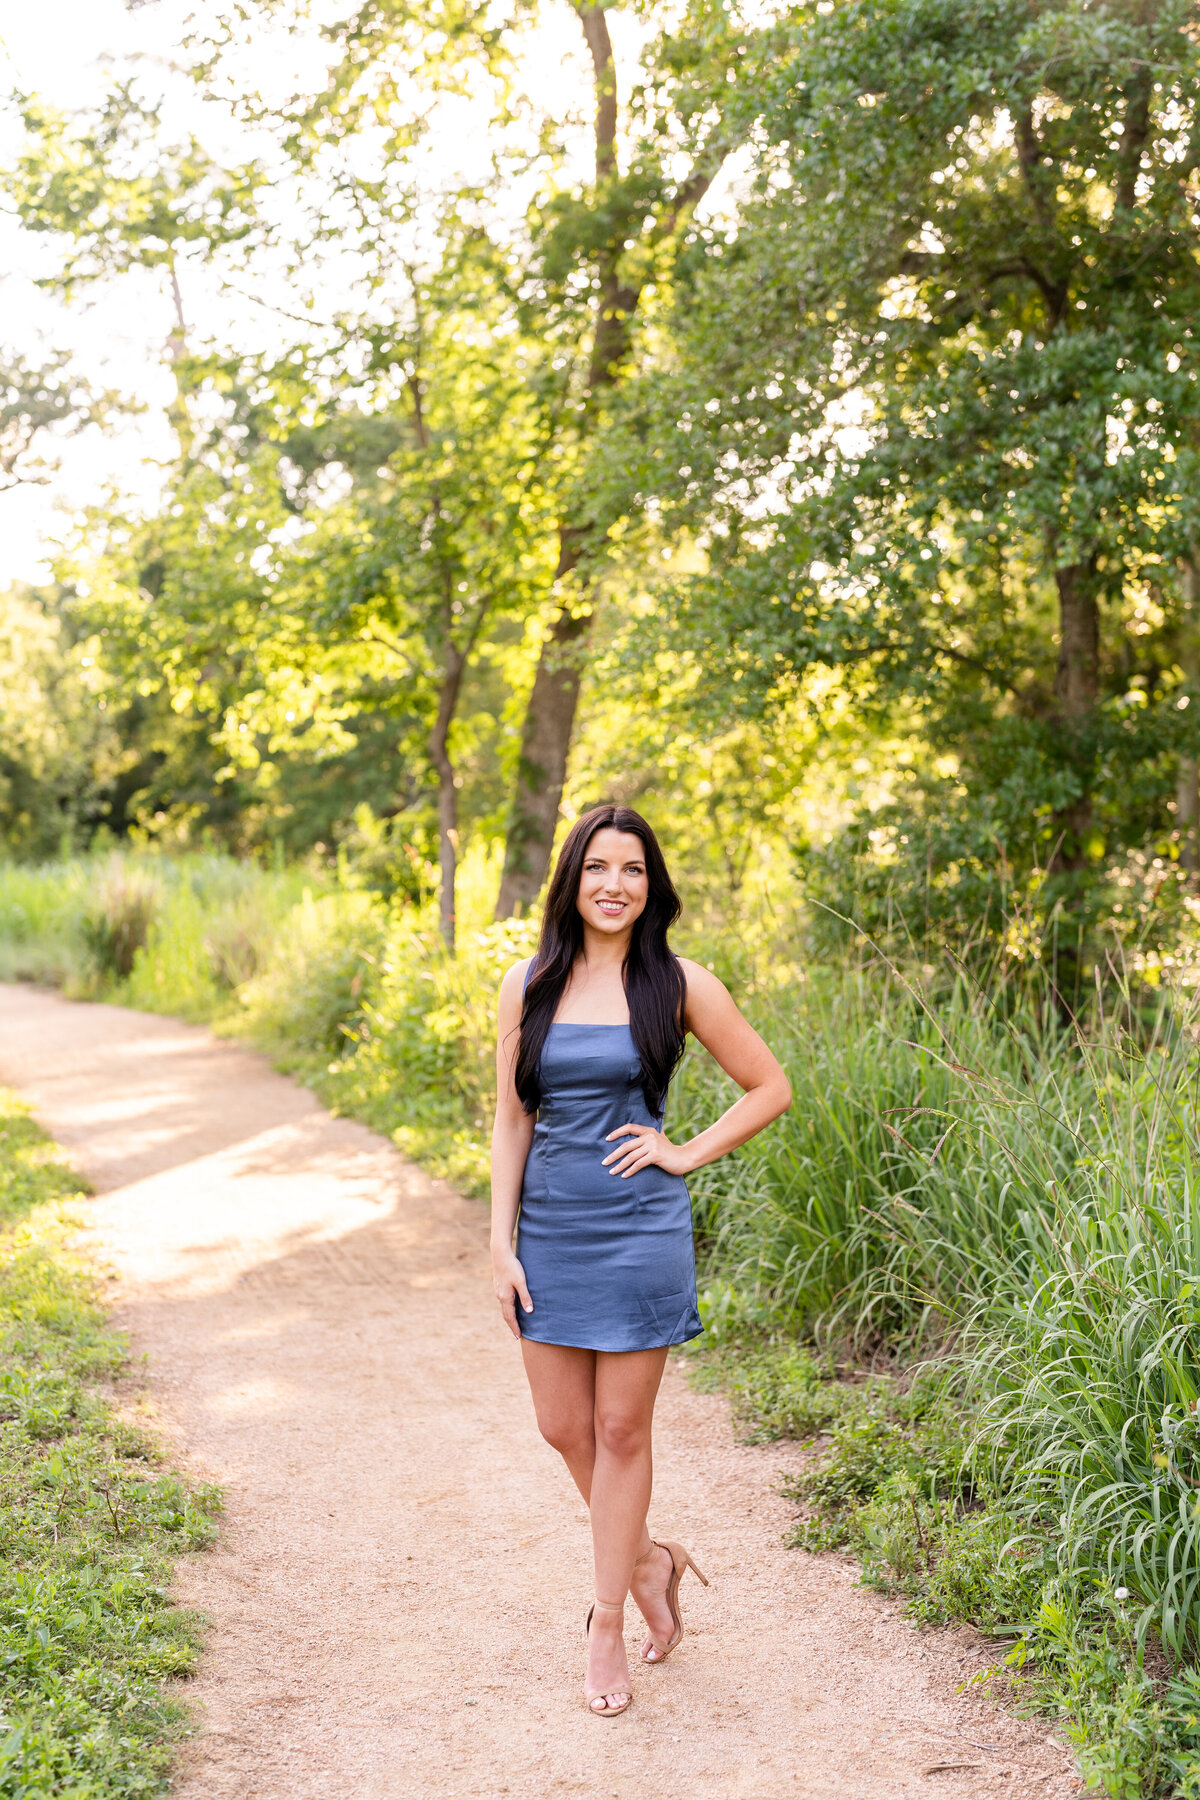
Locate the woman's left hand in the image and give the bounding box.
[602,1123,692,1178]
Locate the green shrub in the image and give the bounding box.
[239,888,388,1056]
[313,912,539,1193]
[694,1331,1188,1793]
[686,1338,844,1442]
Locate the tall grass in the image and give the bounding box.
[675,966,1086,1344]
[0,853,316,1010]
[670,953,1200,1790]
[675,961,1200,1649]
[0,861,91,983]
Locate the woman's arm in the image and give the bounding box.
[603,959,791,1179]
[490,958,537,1337]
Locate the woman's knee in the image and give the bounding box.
[536,1408,594,1459]
[594,1407,651,1459]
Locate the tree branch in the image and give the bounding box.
[649,140,731,247]
[576,3,617,182]
[359,626,414,674]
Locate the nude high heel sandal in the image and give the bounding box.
[583,1600,632,1717]
[635,1539,709,1663]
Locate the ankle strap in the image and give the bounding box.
[592,1597,625,1611]
[633,1543,660,1568]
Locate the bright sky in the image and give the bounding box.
[0,2,572,586]
[0,3,190,582]
[0,1,739,589]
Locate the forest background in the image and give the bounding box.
[6,2,1200,1796]
[8,0,1200,975]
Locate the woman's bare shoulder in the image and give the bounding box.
[676,957,739,1033]
[675,956,731,998]
[499,956,535,997]
[496,958,534,1041]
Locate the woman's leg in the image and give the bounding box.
[520,1340,672,1711]
[590,1347,669,1601]
[520,1340,597,1499]
[520,1342,627,1710]
[576,1347,669,1708]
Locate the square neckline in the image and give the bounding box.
[549,1019,632,1028]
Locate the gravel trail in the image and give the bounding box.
[0,984,1077,1800]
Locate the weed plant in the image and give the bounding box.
[79,860,164,981]
[0,1090,222,1797]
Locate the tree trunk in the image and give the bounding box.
[492,3,728,918]
[165,255,194,461]
[1042,559,1102,1018]
[1176,756,1198,874]
[1050,559,1100,869]
[493,594,592,918]
[1054,561,1100,720]
[1179,556,1200,878]
[429,640,467,950]
[491,6,619,919]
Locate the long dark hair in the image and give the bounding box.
[514,804,687,1116]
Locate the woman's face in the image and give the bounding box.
[575,828,649,938]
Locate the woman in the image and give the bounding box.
[490,804,791,1717]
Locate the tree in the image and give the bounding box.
[7,81,559,931]
[224,251,558,945]
[49,221,557,934]
[185,0,747,914]
[8,85,263,449]
[490,0,737,915]
[630,0,1200,970]
[0,585,111,853]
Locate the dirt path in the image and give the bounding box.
[0,984,1076,1800]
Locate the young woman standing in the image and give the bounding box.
[490,804,792,1717]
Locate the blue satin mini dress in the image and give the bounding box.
[515,1008,703,1354]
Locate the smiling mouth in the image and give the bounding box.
[597,900,626,915]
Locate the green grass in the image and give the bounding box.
[685,1333,1200,1799]
[672,963,1200,1794]
[0,1089,222,1799]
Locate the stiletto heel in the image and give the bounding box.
[583,1600,632,1717]
[635,1538,709,1663]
